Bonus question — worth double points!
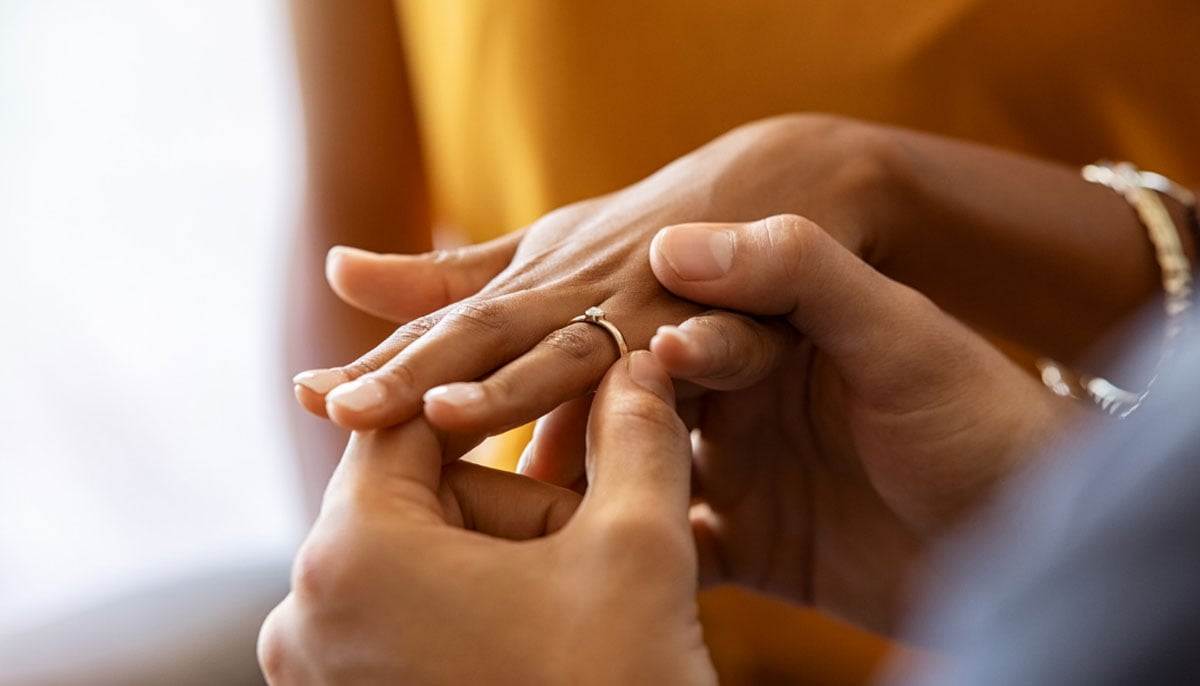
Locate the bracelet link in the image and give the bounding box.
[1037,161,1195,417]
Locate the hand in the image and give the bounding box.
[294,115,1159,445]
[292,114,894,435]
[259,353,717,685]
[523,215,1077,635]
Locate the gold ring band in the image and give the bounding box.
[569,306,629,356]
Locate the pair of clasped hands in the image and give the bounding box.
[260,117,1071,684]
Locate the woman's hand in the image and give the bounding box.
[524,215,1079,635]
[292,115,896,435]
[259,353,717,685]
[294,112,1155,444]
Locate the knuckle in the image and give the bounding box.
[256,610,289,683]
[761,213,822,282]
[606,394,687,439]
[291,536,359,607]
[339,359,376,379]
[692,314,763,379]
[741,322,787,377]
[727,314,787,374]
[393,312,440,344]
[376,359,417,389]
[441,299,508,335]
[763,212,821,251]
[542,324,606,364]
[345,358,416,392]
[340,314,440,379]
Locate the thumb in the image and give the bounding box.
[649,214,962,393]
[321,420,447,526]
[326,230,523,323]
[577,352,693,529]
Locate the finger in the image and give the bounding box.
[649,310,796,390]
[439,461,582,539]
[421,295,698,436]
[516,395,592,490]
[576,351,692,525]
[326,231,523,323]
[321,419,447,525]
[421,315,620,435]
[293,371,344,418]
[290,232,523,412]
[649,215,958,392]
[320,290,580,430]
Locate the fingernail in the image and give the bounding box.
[656,226,734,281]
[292,368,346,395]
[325,248,342,285]
[628,350,674,403]
[423,383,485,409]
[326,377,387,413]
[652,325,700,360]
[655,324,694,346]
[325,245,358,284]
[327,244,369,262]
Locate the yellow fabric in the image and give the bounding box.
[398,0,1200,244]
[393,1,1200,680]
[399,0,1200,470]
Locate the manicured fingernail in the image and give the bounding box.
[326,377,386,413]
[628,350,674,403]
[423,383,485,408]
[327,244,368,262]
[656,226,734,281]
[326,245,377,281]
[292,368,346,394]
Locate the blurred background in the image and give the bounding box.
[0,1,304,682]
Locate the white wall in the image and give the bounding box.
[0,0,304,633]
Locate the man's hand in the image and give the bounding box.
[523,215,1078,634]
[259,353,717,685]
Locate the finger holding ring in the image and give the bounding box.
[570,306,629,357]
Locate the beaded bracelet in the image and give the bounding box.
[1036,161,1194,417]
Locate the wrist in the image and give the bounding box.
[866,130,1164,359]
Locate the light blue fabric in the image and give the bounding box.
[891,325,1200,684]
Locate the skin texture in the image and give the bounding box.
[292,115,1164,447]
[292,116,890,430]
[259,354,718,685]
[522,215,1076,634]
[261,216,1075,684]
